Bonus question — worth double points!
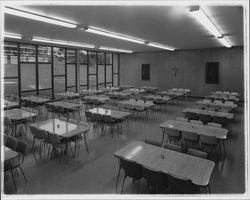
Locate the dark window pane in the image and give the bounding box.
[54,76,65,93]
[98,65,105,83]
[67,49,76,64]
[89,52,97,74]
[67,64,76,87]
[38,46,51,63]
[106,53,112,64]
[98,52,105,64]
[113,54,118,73]
[4,78,18,97]
[38,64,51,89]
[20,44,36,62]
[80,50,88,64]
[4,42,17,65]
[21,64,36,91]
[89,75,96,89]
[80,64,87,85]
[114,74,119,86]
[53,47,65,72]
[39,89,52,98]
[106,65,112,82]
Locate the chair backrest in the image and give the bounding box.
[164,143,182,152]
[190,120,203,125]
[185,112,198,121]
[181,130,198,141]
[120,157,142,180]
[16,140,28,162]
[142,165,167,192]
[48,132,61,144]
[200,135,217,146]
[187,148,207,159]
[207,122,222,128]
[167,173,197,194]
[4,116,12,126]
[198,114,213,124]
[144,139,161,147]
[166,128,180,138]
[5,136,17,151]
[213,116,228,125]
[176,117,188,122]
[135,105,144,111]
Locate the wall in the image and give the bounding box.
[120,47,244,100]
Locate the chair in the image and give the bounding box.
[213,116,229,129]
[187,148,207,159]
[103,115,118,136]
[185,112,199,121]
[116,157,142,194]
[164,143,182,152]
[165,128,181,144]
[207,122,222,128]
[199,135,220,161]
[190,120,203,125]
[199,114,213,125]
[181,130,199,149]
[5,135,17,151]
[142,165,168,193]
[176,117,188,122]
[144,139,161,147]
[167,173,197,194]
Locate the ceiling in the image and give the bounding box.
[4,4,244,52]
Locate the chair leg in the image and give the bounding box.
[121,174,127,194]
[83,133,89,154]
[19,166,27,182]
[9,168,17,192]
[31,138,36,150]
[115,165,121,192]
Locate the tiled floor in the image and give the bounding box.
[3,98,246,196]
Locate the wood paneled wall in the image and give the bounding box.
[120,47,244,99]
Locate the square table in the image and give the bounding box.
[3,100,19,110]
[88,107,131,120]
[21,96,50,104]
[4,108,37,121]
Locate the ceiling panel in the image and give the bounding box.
[4,5,244,52]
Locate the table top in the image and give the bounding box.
[212,91,240,97]
[47,101,80,110]
[206,94,239,101]
[197,100,237,108]
[4,100,19,109]
[143,95,171,102]
[84,95,110,102]
[160,119,228,139]
[89,107,131,119]
[119,100,154,109]
[183,108,234,119]
[4,108,37,121]
[4,147,18,161]
[115,141,215,186]
[22,96,50,103]
[30,118,89,138]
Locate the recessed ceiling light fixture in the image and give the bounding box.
[190,7,222,38]
[99,46,133,53]
[4,32,22,39]
[5,7,77,28]
[85,26,145,44]
[218,37,232,48]
[146,42,175,51]
[32,37,95,48]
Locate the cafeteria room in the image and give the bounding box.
[1,0,249,199]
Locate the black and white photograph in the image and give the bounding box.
[1,0,249,199]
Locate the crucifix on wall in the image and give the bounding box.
[172,66,179,77]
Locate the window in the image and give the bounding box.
[53,47,65,75]
[38,64,51,90]
[79,50,88,64]
[20,44,36,62]
[205,62,219,84]
[142,64,150,81]
[98,52,105,64]
[38,46,51,63]
[89,51,97,74]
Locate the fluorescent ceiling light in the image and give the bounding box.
[190,7,222,38]
[4,32,22,39]
[85,26,145,44]
[146,42,175,51]
[218,37,232,48]
[32,37,95,48]
[5,7,77,28]
[99,46,133,53]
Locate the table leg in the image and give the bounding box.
[83,132,89,154]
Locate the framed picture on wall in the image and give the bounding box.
[142,64,150,81]
[205,62,219,84]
